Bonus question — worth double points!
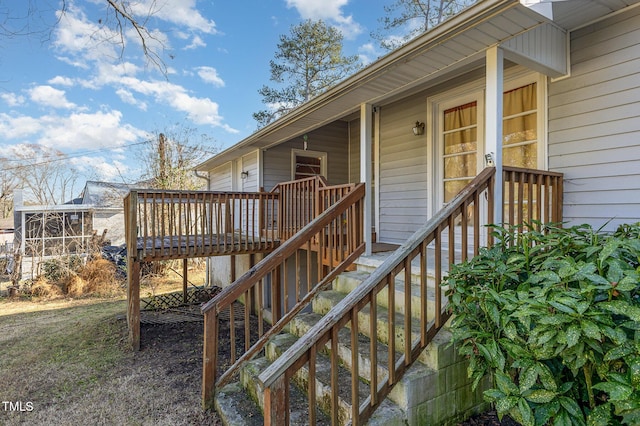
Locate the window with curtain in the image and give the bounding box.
[503,82,538,223]
[443,101,477,202]
[503,82,537,168]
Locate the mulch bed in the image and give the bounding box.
[458,411,521,425]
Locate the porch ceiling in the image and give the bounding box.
[199,0,640,171]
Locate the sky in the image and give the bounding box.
[0,0,394,196]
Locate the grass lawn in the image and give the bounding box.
[0,268,221,426]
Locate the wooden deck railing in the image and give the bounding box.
[256,166,565,425]
[503,166,564,234]
[125,189,280,261]
[201,183,366,408]
[271,176,328,240]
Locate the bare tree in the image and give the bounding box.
[140,125,219,191]
[0,164,17,219]
[372,0,478,50]
[5,145,79,205]
[0,0,168,74]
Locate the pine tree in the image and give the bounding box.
[253,19,360,127]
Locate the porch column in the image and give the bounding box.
[485,46,504,225]
[360,103,373,255]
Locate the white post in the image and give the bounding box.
[485,46,504,225]
[360,103,373,255]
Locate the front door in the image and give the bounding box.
[435,91,485,208]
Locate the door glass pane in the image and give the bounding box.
[503,83,537,167]
[503,82,538,221]
[443,101,477,202]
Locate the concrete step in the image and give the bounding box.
[265,330,407,426]
[333,270,441,321]
[288,312,398,384]
[214,356,333,426]
[284,306,486,425]
[313,290,423,354]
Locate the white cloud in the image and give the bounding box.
[28,85,77,109]
[70,155,131,181]
[0,110,144,151]
[48,76,75,86]
[184,35,206,50]
[285,0,362,39]
[358,43,380,65]
[129,0,217,34]
[196,67,225,87]
[40,111,142,150]
[1,93,25,107]
[0,113,43,138]
[48,2,236,134]
[54,4,121,66]
[116,89,148,110]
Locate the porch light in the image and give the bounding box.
[412,121,425,136]
[241,171,249,179]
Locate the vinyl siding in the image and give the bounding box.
[209,162,232,191]
[349,120,360,183]
[378,94,429,243]
[262,121,349,190]
[239,151,259,192]
[548,6,640,231]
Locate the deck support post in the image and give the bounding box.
[182,258,188,304]
[127,259,141,351]
[202,310,218,409]
[264,374,288,426]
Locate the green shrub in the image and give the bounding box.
[446,223,640,425]
[42,255,84,284]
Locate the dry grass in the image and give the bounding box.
[29,276,63,298]
[80,258,122,296]
[0,268,220,426]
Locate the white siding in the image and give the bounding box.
[240,151,259,192]
[349,120,360,183]
[502,23,567,78]
[378,94,429,243]
[548,6,640,231]
[93,212,125,246]
[209,162,232,191]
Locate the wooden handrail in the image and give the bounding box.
[258,167,497,425]
[201,183,366,408]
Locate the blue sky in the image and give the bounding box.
[0,0,391,188]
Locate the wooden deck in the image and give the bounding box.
[124,177,360,350]
[135,233,280,261]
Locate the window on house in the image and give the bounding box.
[292,150,326,180]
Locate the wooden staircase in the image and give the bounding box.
[212,253,487,425]
[201,166,563,425]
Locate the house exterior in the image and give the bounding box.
[189,0,640,424]
[197,0,640,259]
[13,181,136,280]
[124,0,640,424]
[0,217,13,252]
